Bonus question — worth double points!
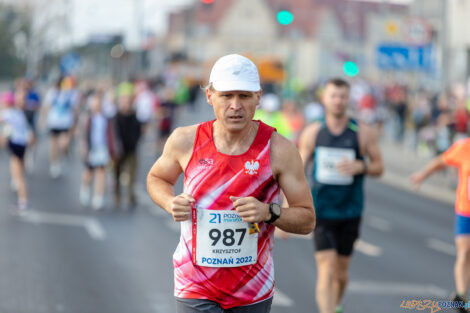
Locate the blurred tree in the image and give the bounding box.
[0,4,31,79]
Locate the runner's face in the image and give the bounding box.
[322,84,349,118]
[207,89,261,132]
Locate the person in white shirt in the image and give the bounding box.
[0,90,34,212]
[43,77,80,178]
[79,91,113,210]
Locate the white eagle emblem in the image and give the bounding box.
[244,160,260,175]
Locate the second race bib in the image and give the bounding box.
[316,147,355,185]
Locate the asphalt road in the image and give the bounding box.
[0,98,458,313]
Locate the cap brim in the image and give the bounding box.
[212,81,261,92]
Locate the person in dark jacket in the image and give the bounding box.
[112,91,141,208]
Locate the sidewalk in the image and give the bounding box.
[378,137,457,205]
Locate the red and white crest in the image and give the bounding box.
[244,160,260,175]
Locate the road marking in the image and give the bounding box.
[427,238,455,256]
[349,281,448,297]
[273,288,294,307]
[367,216,391,232]
[355,239,382,257]
[20,210,106,240]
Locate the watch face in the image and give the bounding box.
[272,203,281,216]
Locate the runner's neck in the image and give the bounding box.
[325,114,349,136]
[212,120,259,155]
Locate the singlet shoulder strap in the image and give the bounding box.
[192,120,214,151]
[252,121,275,149]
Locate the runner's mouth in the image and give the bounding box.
[228,116,243,120]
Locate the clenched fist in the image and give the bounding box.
[230,196,270,223]
[170,193,195,222]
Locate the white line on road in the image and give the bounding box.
[349,281,448,297]
[85,219,106,240]
[367,216,391,232]
[20,210,106,240]
[273,288,294,307]
[427,238,455,256]
[354,239,383,257]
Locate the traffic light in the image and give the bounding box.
[343,61,359,76]
[277,10,294,25]
[200,0,214,4]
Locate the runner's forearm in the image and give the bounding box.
[146,175,175,214]
[419,156,447,180]
[272,206,315,235]
[365,159,384,177]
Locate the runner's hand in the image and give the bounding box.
[170,193,195,222]
[230,196,270,223]
[410,172,425,190]
[337,159,364,176]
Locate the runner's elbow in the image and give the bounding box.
[298,213,316,234]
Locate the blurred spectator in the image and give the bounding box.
[254,93,293,139]
[386,83,408,143]
[79,92,113,210]
[44,76,81,178]
[281,98,304,144]
[112,89,142,209]
[156,87,176,152]
[410,89,431,150]
[134,80,155,133]
[0,90,33,212]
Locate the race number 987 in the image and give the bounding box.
[209,228,246,246]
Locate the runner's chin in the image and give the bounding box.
[226,116,246,129]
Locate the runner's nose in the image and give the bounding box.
[228,96,242,111]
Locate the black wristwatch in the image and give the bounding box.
[267,202,281,224]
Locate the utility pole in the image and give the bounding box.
[134,0,145,72]
[440,0,448,91]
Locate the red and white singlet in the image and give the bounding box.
[173,120,280,309]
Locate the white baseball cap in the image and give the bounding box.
[209,54,261,92]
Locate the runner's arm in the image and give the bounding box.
[146,127,194,215]
[361,124,384,177]
[410,155,446,188]
[298,123,319,167]
[271,133,316,234]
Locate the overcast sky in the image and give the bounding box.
[1,0,414,48]
[71,0,193,47]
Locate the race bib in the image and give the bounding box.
[316,147,355,185]
[88,146,109,167]
[192,208,258,268]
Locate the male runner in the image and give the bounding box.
[298,78,383,313]
[147,54,316,313]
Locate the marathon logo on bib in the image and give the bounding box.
[192,208,258,268]
[315,147,355,185]
[244,160,260,175]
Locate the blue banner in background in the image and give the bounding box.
[376,44,435,72]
